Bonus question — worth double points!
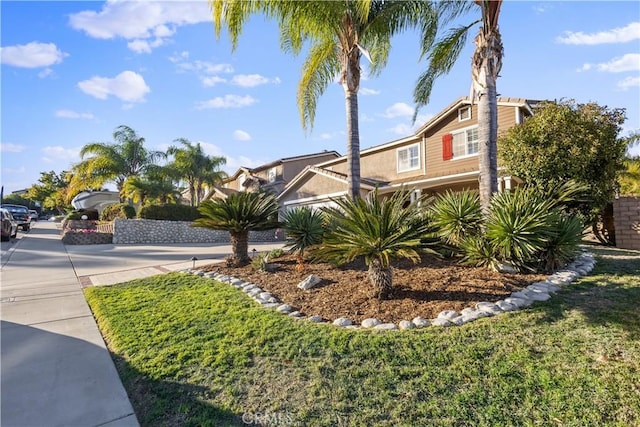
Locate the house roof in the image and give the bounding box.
[277,165,380,200]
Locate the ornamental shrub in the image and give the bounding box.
[100,203,136,221]
[138,204,202,221]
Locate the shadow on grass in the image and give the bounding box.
[533,246,640,332]
[110,353,245,427]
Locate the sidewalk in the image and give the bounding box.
[1,221,284,426]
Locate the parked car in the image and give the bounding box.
[1,204,31,231]
[1,208,19,241]
[29,210,39,222]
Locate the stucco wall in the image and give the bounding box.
[613,196,640,250]
[112,218,283,244]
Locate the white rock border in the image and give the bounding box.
[181,251,596,331]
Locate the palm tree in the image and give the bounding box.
[69,125,165,200]
[166,138,227,206]
[194,192,280,265]
[211,0,442,200]
[414,0,502,211]
[313,188,436,300]
[619,156,640,196]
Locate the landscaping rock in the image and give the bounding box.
[496,262,518,274]
[259,292,273,300]
[288,311,304,317]
[262,303,280,309]
[297,274,323,290]
[495,300,518,312]
[333,317,352,327]
[374,323,398,330]
[267,297,279,303]
[437,310,459,321]
[504,297,533,308]
[277,304,294,314]
[412,317,430,328]
[361,318,381,328]
[398,320,415,330]
[308,315,324,323]
[431,318,452,327]
[476,302,503,315]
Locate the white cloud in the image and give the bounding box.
[231,74,281,87]
[557,22,640,45]
[69,1,210,53]
[127,38,166,54]
[532,3,553,14]
[55,110,95,120]
[415,113,435,127]
[0,42,68,68]
[617,76,640,90]
[1,143,26,153]
[580,53,640,74]
[195,141,264,172]
[360,87,380,96]
[319,133,333,140]
[201,76,227,87]
[38,68,54,78]
[78,70,150,102]
[41,146,81,163]
[169,51,189,63]
[389,123,412,135]
[233,130,252,141]
[195,94,258,110]
[382,102,414,118]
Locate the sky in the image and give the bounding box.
[1,1,639,195]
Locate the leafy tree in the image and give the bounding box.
[313,188,436,300]
[211,0,450,199]
[26,171,71,214]
[166,138,227,206]
[69,125,165,200]
[619,156,640,196]
[121,165,182,206]
[498,100,628,244]
[414,0,502,210]
[194,192,280,265]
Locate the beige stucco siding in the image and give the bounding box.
[280,173,346,205]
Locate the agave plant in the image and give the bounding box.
[428,189,483,247]
[537,213,585,273]
[194,192,279,265]
[281,207,326,259]
[313,188,436,300]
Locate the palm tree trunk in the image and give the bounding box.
[368,258,393,300]
[472,20,503,212]
[343,52,361,200]
[230,230,250,265]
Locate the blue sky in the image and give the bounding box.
[1,1,639,195]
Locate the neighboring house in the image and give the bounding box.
[219,150,342,197]
[279,96,538,211]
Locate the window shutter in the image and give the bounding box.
[442,133,453,160]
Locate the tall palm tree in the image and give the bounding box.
[166,138,227,206]
[414,0,502,211]
[194,192,280,265]
[211,0,442,200]
[313,188,436,300]
[69,125,165,200]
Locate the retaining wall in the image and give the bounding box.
[112,218,283,244]
[612,196,640,251]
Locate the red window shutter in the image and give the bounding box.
[442,133,453,160]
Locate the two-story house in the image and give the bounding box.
[278,96,538,211]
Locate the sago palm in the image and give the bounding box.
[211,0,444,199]
[313,189,435,300]
[194,192,279,265]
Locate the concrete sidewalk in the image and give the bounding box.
[1,221,284,426]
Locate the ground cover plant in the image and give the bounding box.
[85,245,640,426]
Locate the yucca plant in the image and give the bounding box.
[537,213,585,273]
[194,192,279,265]
[313,188,436,300]
[281,207,326,260]
[459,234,499,270]
[428,189,483,247]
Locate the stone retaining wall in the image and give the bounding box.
[112,218,283,244]
[613,196,640,250]
[62,231,113,245]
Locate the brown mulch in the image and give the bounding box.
[201,254,548,324]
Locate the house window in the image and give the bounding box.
[458,106,471,122]
[451,127,479,157]
[268,167,277,183]
[397,144,420,172]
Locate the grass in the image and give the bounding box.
[84,246,640,426]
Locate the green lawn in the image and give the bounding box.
[84,246,640,427]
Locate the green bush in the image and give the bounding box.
[100,203,136,221]
[428,189,483,247]
[281,207,326,258]
[138,204,202,221]
[66,209,99,220]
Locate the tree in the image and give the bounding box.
[312,188,436,300]
[414,0,501,211]
[69,125,165,200]
[193,192,279,265]
[498,100,628,244]
[619,156,640,196]
[166,138,227,206]
[26,171,70,214]
[211,0,443,200]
